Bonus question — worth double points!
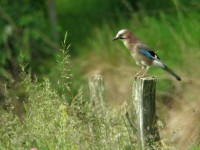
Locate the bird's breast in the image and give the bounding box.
[123,40,129,49]
[131,52,142,66]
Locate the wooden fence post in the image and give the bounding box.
[133,77,160,150]
[89,75,106,107]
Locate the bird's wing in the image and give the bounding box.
[139,49,160,60]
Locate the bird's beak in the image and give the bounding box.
[113,37,119,41]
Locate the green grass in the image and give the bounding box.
[0,68,136,150]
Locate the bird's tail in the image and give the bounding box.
[162,65,181,81]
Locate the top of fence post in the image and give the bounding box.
[88,75,106,107]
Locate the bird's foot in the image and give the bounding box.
[134,75,140,80]
[134,67,149,80]
[134,70,144,79]
[134,73,142,80]
[134,74,149,80]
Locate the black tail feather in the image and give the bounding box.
[162,66,181,81]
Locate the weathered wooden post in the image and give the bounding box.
[133,77,160,150]
[88,75,107,141]
[89,75,106,107]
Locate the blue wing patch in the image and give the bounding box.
[139,49,160,60]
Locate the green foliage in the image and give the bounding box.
[56,0,133,56]
[0,72,70,149]
[0,0,57,80]
[137,0,199,10]
[0,83,135,149]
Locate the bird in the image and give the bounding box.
[113,29,181,81]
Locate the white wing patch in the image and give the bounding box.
[152,60,164,67]
[154,54,159,59]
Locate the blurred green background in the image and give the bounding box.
[1,0,200,149]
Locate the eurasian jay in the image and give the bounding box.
[113,29,181,81]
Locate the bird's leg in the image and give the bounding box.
[134,66,145,79]
[140,66,150,77]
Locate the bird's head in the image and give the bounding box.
[113,29,134,41]
[113,29,139,50]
